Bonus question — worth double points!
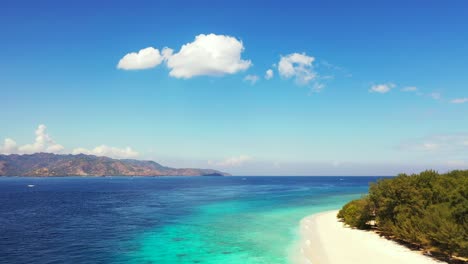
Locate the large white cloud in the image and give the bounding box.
[166,34,252,78]
[72,145,138,159]
[117,47,165,70]
[0,125,139,159]
[118,34,252,78]
[6,124,66,154]
[369,83,395,93]
[278,53,316,85]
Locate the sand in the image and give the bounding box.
[291,210,446,264]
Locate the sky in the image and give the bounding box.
[1,0,468,175]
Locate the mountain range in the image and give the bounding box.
[0,153,230,177]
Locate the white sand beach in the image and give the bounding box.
[292,210,446,264]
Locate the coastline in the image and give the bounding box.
[292,210,446,264]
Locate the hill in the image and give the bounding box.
[0,153,230,177]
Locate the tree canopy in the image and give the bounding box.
[338,170,468,259]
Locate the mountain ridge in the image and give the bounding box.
[0,153,230,177]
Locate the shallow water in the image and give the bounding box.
[0,176,383,263]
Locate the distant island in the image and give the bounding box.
[0,153,230,177]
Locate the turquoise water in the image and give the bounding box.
[0,176,377,263]
[117,177,372,264]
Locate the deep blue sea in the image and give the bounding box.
[0,176,385,264]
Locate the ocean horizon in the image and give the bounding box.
[0,176,386,263]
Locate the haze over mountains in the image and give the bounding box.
[0,153,229,177]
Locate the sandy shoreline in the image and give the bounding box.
[291,210,446,264]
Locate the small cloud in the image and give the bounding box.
[244,74,259,85]
[72,145,139,159]
[210,155,252,167]
[369,83,396,94]
[117,47,165,70]
[451,98,468,104]
[401,86,418,92]
[265,69,274,80]
[278,53,316,85]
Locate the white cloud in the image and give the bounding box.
[451,98,468,104]
[0,138,18,155]
[429,92,441,100]
[265,69,274,80]
[278,53,316,85]
[210,155,252,167]
[401,86,418,92]
[17,124,65,154]
[244,74,259,85]
[369,83,396,93]
[166,34,252,78]
[0,125,139,159]
[72,145,139,159]
[117,47,165,70]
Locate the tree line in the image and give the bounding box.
[338,170,467,260]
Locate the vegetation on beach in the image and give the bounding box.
[338,170,468,259]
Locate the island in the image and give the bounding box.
[297,170,467,264]
[0,153,230,177]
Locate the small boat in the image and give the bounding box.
[27,184,35,187]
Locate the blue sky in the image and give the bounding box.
[1,0,468,175]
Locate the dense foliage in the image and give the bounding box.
[338,170,468,259]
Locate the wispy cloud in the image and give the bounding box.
[399,133,468,154]
[244,74,260,85]
[209,155,252,167]
[401,86,418,92]
[429,92,441,100]
[451,98,468,104]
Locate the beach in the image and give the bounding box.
[293,210,446,264]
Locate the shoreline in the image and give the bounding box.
[291,210,446,264]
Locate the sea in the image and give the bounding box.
[0,176,386,264]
